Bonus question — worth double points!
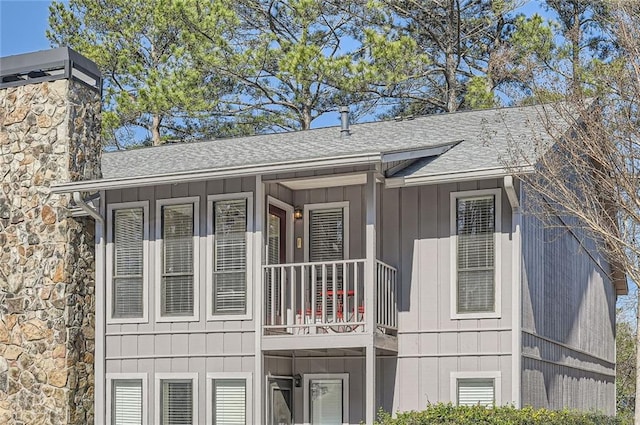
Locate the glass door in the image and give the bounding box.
[268,378,293,425]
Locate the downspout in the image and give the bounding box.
[73,191,104,224]
[504,175,521,407]
[504,175,519,210]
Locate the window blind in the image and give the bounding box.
[456,196,495,313]
[309,208,344,262]
[112,379,142,425]
[309,379,343,424]
[309,208,345,315]
[113,208,144,318]
[213,379,246,425]
[213,199,247,315]
[161,379,193,425]
[161,204,194,316]
[457,378,495,406]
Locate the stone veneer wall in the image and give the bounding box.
[0,79,101,424]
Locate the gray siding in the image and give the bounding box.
[104,177,257,424]
[380,179,516,412]
[520,189,616,414]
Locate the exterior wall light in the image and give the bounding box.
[294,208,303,220]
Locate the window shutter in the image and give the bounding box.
[161,380,193,425]
[213,199,247,315]
[309,379,343,424]
[112,379,142,425]
[457,378,495,406]
[309,208,344,262]
[213,379,246,425]
[456,196,495,313]
[161,204,194,316]
[113,208,144,318]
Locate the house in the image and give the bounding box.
[0,49,626,425]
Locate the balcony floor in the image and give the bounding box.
[262,330,397,353]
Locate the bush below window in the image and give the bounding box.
[375,404,625,425]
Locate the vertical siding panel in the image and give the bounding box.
[399,186,419,332]
[345,185,362,260]
[419,185,439,332]
[437,183,456,330]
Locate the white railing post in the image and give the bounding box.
[364,172,377,425]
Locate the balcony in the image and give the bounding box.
[262,259,398,349]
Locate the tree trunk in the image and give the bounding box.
[151,114,162,146]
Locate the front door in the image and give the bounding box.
[268,378,293,425]
[266,203,289,326]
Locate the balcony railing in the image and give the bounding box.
[263,259,397,336]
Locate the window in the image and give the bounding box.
[457,378,495,406]
[106,374,147,425]
[303,373,349,425]
[156,198,199,322]
[450,189,501,319]
[304,202,350,262]
[207,373,252,425]
[207,194,253,320]
[156,374,197,425]
[450,371,501,407]
[107,202,149,324]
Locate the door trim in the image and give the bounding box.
[267,196,294,264]
[303,373,349,425]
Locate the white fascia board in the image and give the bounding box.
[385,166,535,188]
[51,152,382,193]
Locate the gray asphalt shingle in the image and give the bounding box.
[101,104,559,180]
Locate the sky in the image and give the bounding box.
[0,0,54,57]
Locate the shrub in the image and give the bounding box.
[375,404,625,425]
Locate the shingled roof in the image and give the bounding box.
[54,103,564,192]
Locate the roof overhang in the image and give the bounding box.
[52,152,382,193]
[385,165,535,188]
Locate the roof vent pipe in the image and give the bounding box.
[340,106,350,138]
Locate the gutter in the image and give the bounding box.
[385,166,535,188]
[51,152,382,193]
[73,191,103,223]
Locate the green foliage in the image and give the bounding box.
[48,0,239,146]
[179,0,424,131]
[375,404,624,425]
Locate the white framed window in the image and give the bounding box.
[303,373,349,425]
[206,372,252,425]
[450,189,502,319]
[303,202,350,262]
[107,373,147,425]
[155,373,198,425]
[207,193,253,321]
[156,197,200,322]
[450,371,501,406]
[106,201,149,324]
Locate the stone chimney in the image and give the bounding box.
[0,48,102,424]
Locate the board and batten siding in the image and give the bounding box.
[520,189,616,414]
[378,179,515,412]
[103,178,257,424]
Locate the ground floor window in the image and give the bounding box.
[450,371,501,407]
[107,374,147,425]
[303,373,349,425]
[156,374,197,425]
[207,373,252,425]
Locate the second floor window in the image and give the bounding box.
[112,208,144,318]
[456,195,496,313]
[212,199,248,315]
[161,203,195,317]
